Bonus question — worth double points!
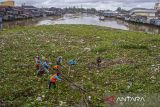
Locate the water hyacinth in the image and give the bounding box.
[1,25,160,106]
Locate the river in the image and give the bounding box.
[2,14,160,34]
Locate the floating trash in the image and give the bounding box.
[68,59,77,65]
[88,96,92,101]
[36,97,42,102]
[150,76,156,80]
[59,101,66,106]
[84,47,91,52]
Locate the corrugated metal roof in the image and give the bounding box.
[130,8,157,13]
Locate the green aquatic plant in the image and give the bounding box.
[0,25,160,106]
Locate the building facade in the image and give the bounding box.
[103,10,118,17]
[0,0,15,7]
[130,8,157,18]
[0,15,2,29]
[155,3,160,10]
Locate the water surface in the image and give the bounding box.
[2,14,160,34]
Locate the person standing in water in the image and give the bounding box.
[96,57,102,68]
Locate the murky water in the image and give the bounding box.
[2,14,160,34]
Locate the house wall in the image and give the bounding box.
[0,16,2,23]
[133,12,155,17]
[155,3,160,10]
[0,1,15,7]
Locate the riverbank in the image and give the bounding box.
[0,25,160,106]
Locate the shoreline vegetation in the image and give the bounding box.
[0,25,160,106]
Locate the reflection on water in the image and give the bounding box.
[3,16,60,28]
[117,19,160,34]
[3,19,39,28]
[54,14,129,30]
[2,14,160,34]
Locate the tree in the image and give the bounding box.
[116,7,122,12]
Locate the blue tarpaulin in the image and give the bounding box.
[68,60,77,65]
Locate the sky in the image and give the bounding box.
[0,0,159,10]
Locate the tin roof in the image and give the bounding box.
[130,8,157,14]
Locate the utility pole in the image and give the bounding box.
[0,15,3,29]
[81,4,82,13]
